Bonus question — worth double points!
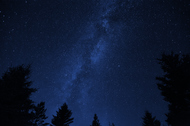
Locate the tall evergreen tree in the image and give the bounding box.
[0,65,48,125]
[0,65,36,126]
[51,103,74,126]
[156,53,190,126]
[91,114,101,126]
[142,111,161,126]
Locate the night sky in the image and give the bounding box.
[0,0,190,126]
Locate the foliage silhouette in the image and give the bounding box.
[0,65,36,125]
[156,52,190,126]
[32,102,49,126]
[0,65,48,125]
[51,103,74,126]
[90,114,101,126]
[142,111,161,126]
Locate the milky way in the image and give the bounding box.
[54,1,118,125]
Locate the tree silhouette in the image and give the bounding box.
[32,102,49,126]
[156,53,190,126]
[90,114,101,126]
[0,65,48,125]
[51,103,74,126]
[0,65,37,126]
[142,111,161,126]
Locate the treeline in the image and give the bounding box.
[0,64,74,126]
[0,52,189,126]
[142,52,190,126]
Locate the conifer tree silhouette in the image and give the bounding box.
[0,65,48,125]
[51,103,74,126]
[33,102,49,126]
[142,111,161,126]
[156,53,190,126]
[90,114,101,126]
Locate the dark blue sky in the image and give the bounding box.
[0,0,189,126]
